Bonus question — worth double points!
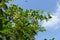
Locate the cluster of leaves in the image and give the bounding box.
[0,0,52,40]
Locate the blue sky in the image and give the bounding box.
[10,0,60,40]
[12,0,57,12]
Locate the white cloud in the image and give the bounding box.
[55,2,60,18]
[42,15,59,27]
[42,2,60,29]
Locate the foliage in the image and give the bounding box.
[0,0,52,40]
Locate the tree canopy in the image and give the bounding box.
[0,0,52,40]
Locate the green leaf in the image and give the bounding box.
[47,12,52,19]
[0,18,3,30]
[39,15,44,21]
[3,4,8,10]
[12,5,18,10]
[51,38,55,40]
[44,38,47,40]
[0,9,3,16]
[35,10,39,13]
[44,16,48,21]
[19,7,23,13]
[38,26,46,32]
[0,0,2,3]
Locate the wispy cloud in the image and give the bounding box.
[42,2,60,29]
